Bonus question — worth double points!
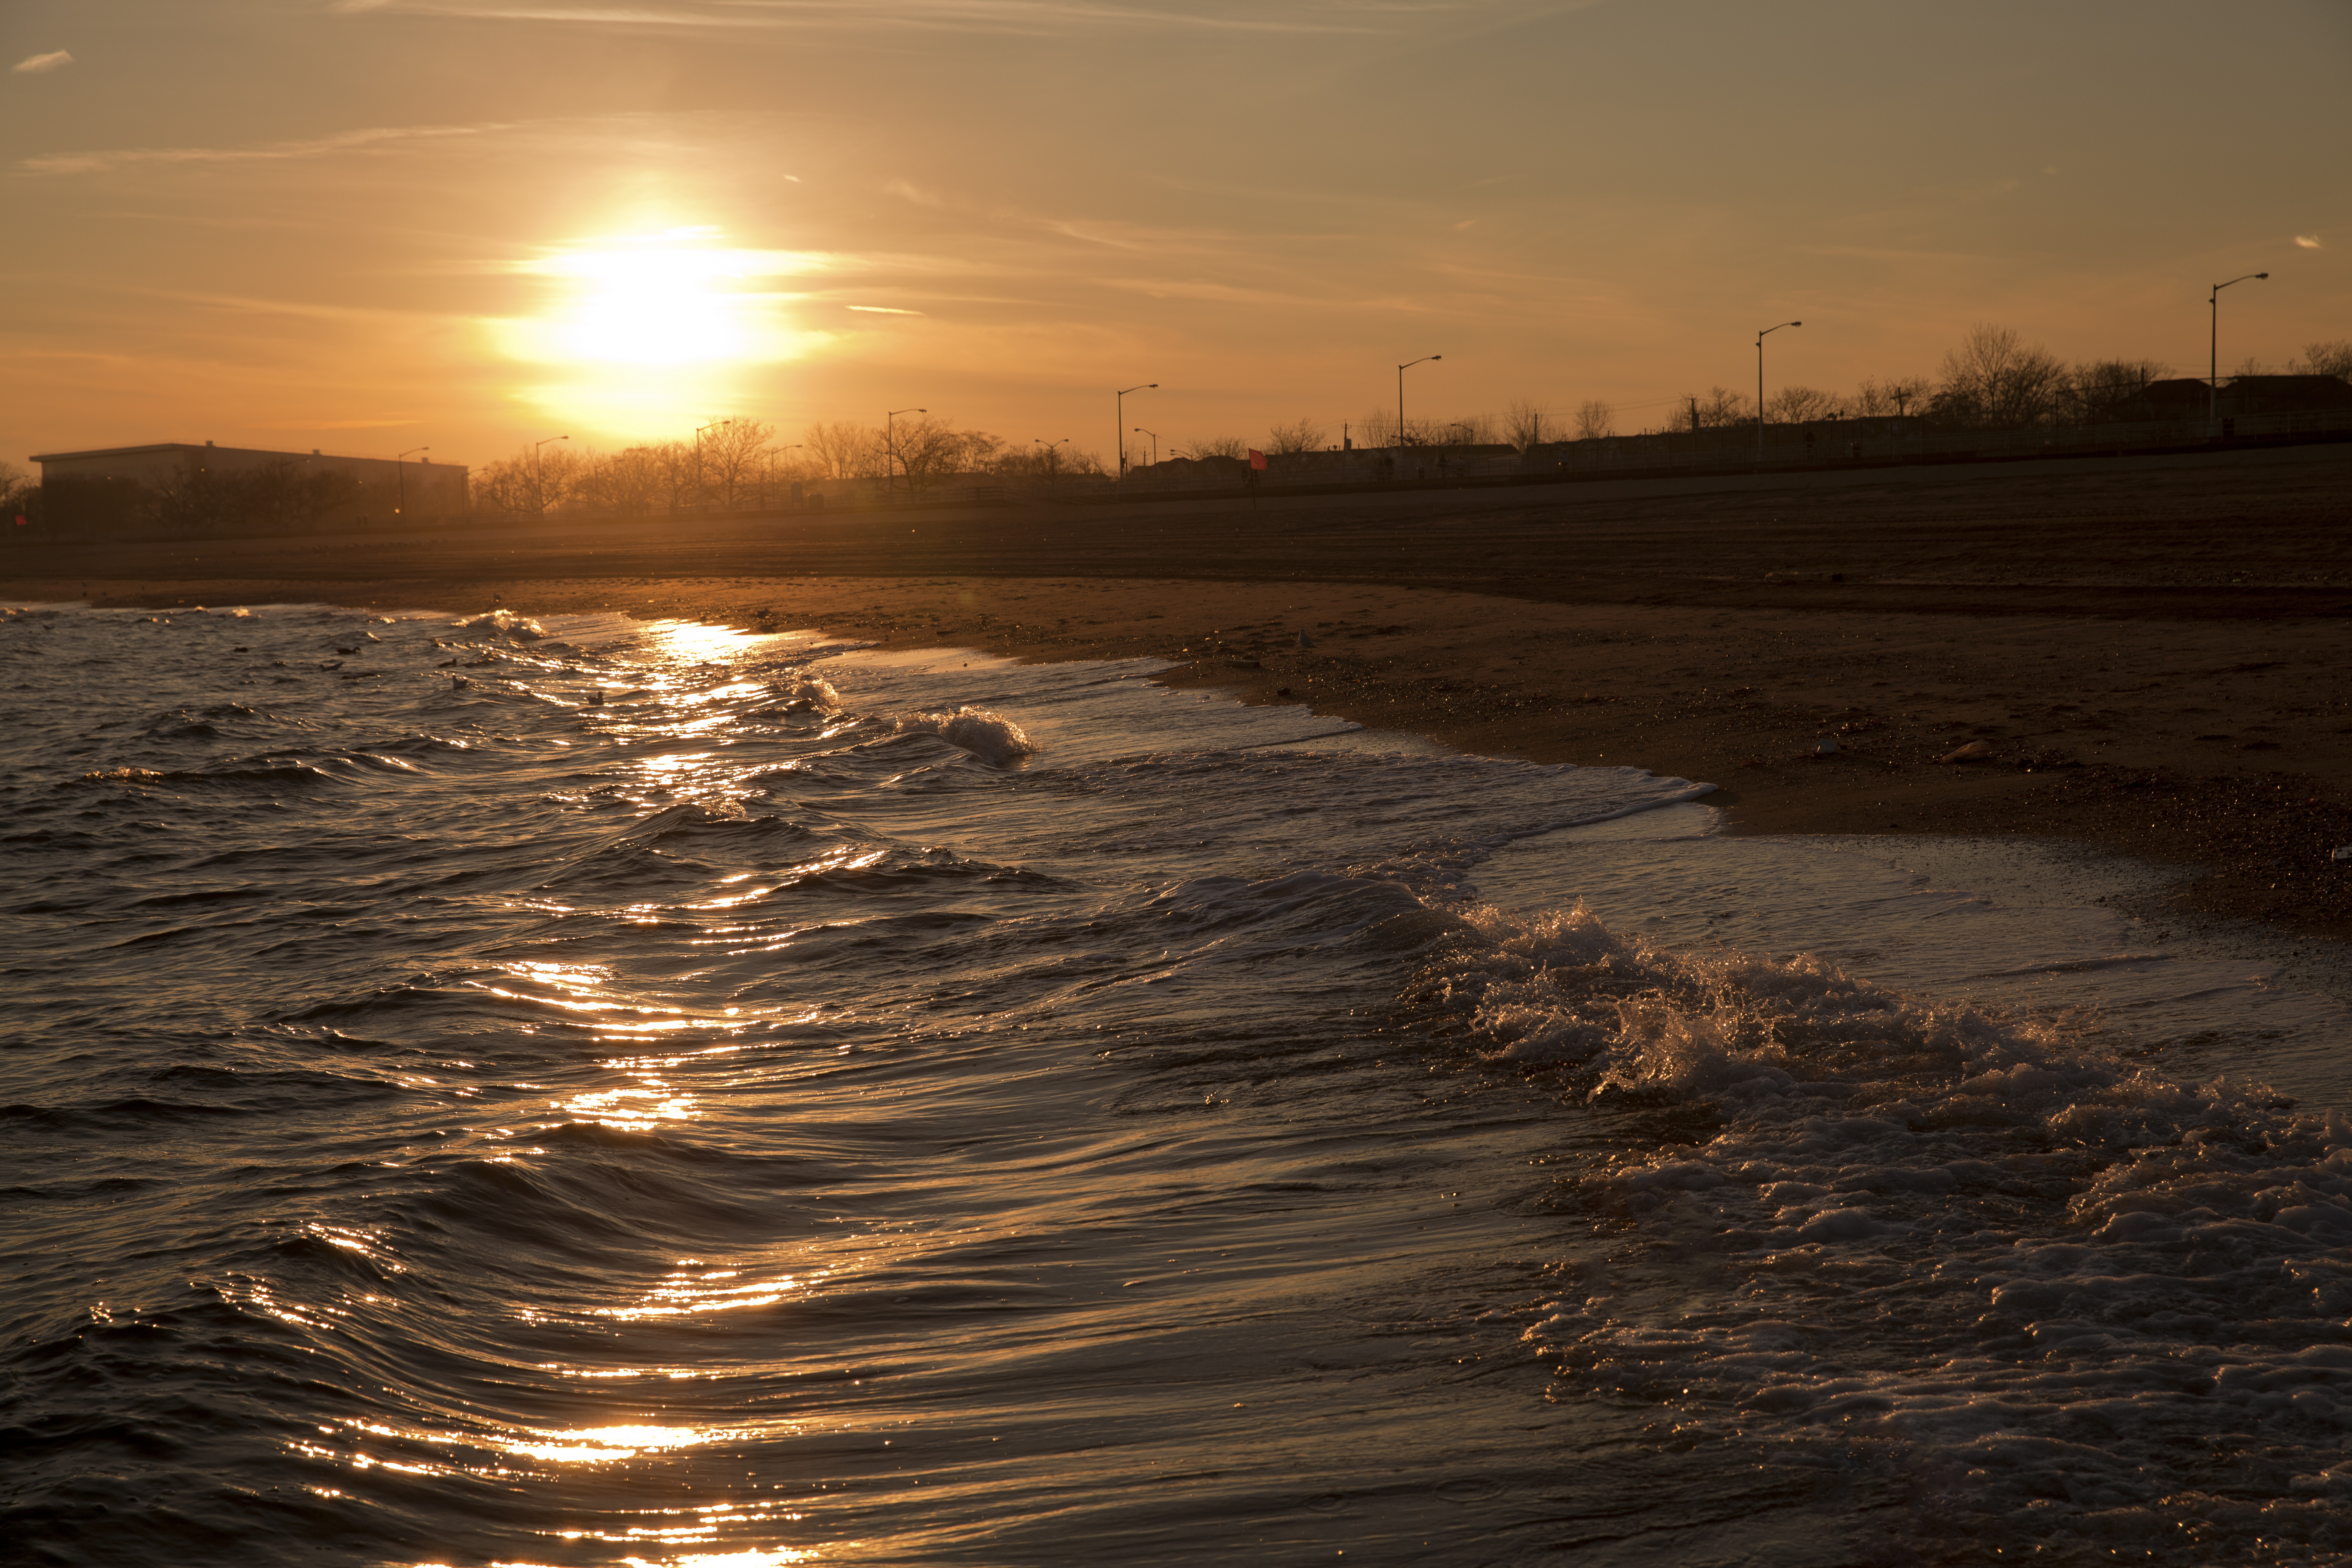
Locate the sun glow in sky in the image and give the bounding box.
[490,226,829,428]
[0,0,2346,465]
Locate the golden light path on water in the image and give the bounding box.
[490,229,831,433]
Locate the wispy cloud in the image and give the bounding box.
[13,50,74,74]
[2295,234,2323,249]
[327,0,1418,35]
[845,304,924,313]
[18,121,512,176]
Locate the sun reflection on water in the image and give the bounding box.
[597,1259,807,1320]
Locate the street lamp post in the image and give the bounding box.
[1133,428,1158,468]
[395,446,427,516]
[885,408,926,502]
[694,418,730,510]
[766,445,802,509]
[1756,322,1800,461]
[2210,272,2269,425]
[1397,356,1442,455]
[534,435,567,515]
[1034,438,1068,488]
[1115,385,1156,484]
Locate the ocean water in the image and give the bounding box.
[5,601,2352,1568]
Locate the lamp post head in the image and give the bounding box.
[2256,273,2269,280]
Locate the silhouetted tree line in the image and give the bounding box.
[1166,330,2352,462]
[1656,329,2352,437]
[140,461,364,533]
[3,457,376,537]
[469,415,1111,514]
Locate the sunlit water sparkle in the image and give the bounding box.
[5,602,2351,1567]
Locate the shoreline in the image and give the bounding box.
[10,443,2351,940]
[16,569,2352,946]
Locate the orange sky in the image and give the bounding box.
[3,0,2347,471]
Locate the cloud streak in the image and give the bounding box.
[18,121,513,176]
[13,51,75,74]
[321,0,1519,36]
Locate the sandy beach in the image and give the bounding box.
[12,440,2352,937]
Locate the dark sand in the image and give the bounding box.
[12,441,2352,937]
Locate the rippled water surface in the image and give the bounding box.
[6,602,2352,1568]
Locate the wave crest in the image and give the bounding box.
[1413,900,2352,1557]
[892,706,1035,765]
[450,609,546,640]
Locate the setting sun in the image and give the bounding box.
[488,227,829,433]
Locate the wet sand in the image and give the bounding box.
[11,440,2352,937]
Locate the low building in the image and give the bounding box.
[26,441,469,537]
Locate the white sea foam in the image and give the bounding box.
[892,705,1036,765]
[451,609,547,640]
[1409,900,2352,1553]
[773,672,840,712]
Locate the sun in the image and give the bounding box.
[489,226,830,432]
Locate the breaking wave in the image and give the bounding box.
[1408,900,2352,1559]
[450,608,547,640]
[892,705,1036,765]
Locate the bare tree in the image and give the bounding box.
[952,429,1006,473]
[1502,398,1552,451]
[1186,435,1250,459]
[1930,323,2066,428]
[1354,409,1496,447]
[1414,412,1496,446]
[803,421,878,481]
[689,418,772,508]
[158,460,364,531]
[990,443,1107,482]
[1675,387,1754,431]
[1766,385,1841,424]
[1850,376,1932,417]
[2061,359,2170,423]
[533,443,590,512]
[469,456,536,515]
[1266,417,1328,455]
[888,414,997,492]
[1572,400,1615,441]
[578,445,676,515]
[0,460,39,524]
[2288,339,2352,380]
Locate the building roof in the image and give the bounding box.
[31,442,449,465]
[29,443,204,462]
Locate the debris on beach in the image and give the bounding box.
[1811,736,1838,756]
[1937,740,1994,763]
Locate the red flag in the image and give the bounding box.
[1247,449,1266,471]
